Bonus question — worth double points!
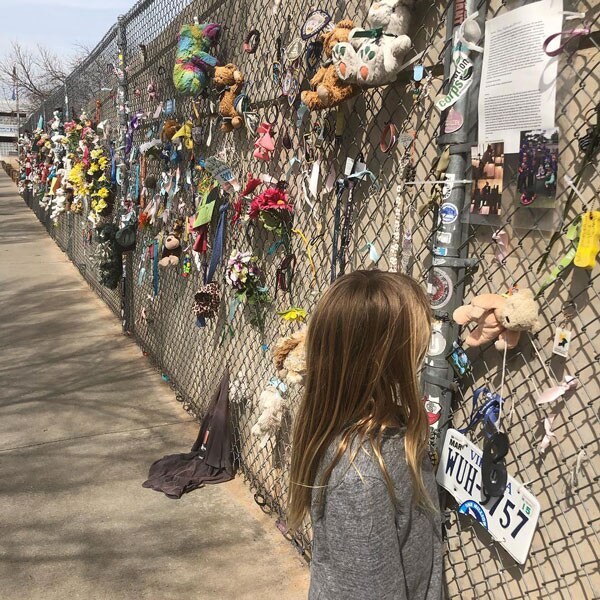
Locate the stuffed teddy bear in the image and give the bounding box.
[173,22,221,96]
[273,328,307,386]
[301,19,361,111]
[159,232,182,267]
[50,187,67,222]
[251,383,286,447]
[161,119,180,143]
[333,0,413,87]
[453,288,542,351]
[213,64,245,132]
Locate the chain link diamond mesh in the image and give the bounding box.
[18,0,600,597]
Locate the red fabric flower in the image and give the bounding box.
[233,174,263,224]
[248,186,293,220]
[138,212,150,229]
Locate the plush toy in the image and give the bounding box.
[39,194,51,211]
[367,0,413,34]
[333,0,413,87]
[273,328,307,386]
[50,188,67,222]
[453,289,542,351]
[213,64,245,132]
[161,119,180,143]
[251,383,286,447]
[159,233,182,267]
[300,19,361,111]
[173,22,221,96]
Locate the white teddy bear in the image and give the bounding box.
[39,195,51,211]
[367,0,413,37]
[50,187,67,222]
[333,0,414,86]
[251,382,286,448]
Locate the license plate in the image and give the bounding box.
[436,429,540,564]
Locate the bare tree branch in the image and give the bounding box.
[0,41,88,112]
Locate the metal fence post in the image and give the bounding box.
[64,81,70,121]
[116,15,134,334]
[423,0,489,456]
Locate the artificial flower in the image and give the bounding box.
[277,307,307,322]
[225,250,271,332]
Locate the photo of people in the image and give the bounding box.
[516,128,559,208]
[470,142,504,216]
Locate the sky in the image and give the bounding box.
[0,0,136,62]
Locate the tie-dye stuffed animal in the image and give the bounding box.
[173,22,221,96]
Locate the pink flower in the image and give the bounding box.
[248,186,293,220]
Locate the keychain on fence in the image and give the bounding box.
[552,304,575,358]
[448,341,471,376]
[408,65,433,108]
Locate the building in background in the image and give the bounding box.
[0,99,26,157]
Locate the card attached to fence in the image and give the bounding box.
[552,326,572,357]
[437,429,540,564]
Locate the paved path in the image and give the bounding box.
[0,169,309,600]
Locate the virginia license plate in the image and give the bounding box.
[436,429,540,564]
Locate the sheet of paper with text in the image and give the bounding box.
[478,0,563,152]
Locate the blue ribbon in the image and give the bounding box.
[135,162,140,201]
[197,203,228,328]
[205,202,228,285]
[458,386,504,439]
[268,377,287,394]
[267,239,284,255]
[152,240,159,296]
[110,147,117,183]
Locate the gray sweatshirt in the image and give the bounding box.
[309,431,443,599]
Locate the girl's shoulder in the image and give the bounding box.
[324,430,407,489]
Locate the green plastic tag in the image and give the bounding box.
[193,187,218,228]
[193,201,215,228]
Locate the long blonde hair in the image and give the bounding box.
[287,270,433,530]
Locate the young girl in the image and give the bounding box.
[288,270,443,600]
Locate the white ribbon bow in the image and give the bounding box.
[536,375,579,405]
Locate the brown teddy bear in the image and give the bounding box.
[161,119,180,143]
[273,328,306,386]
[453,288,542,351]
[301,19,361,111]
[213,64,245,132]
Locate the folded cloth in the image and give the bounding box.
[142,369,234,498]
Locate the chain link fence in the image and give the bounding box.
[16,0,600,597]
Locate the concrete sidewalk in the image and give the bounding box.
[0,170,309,600]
